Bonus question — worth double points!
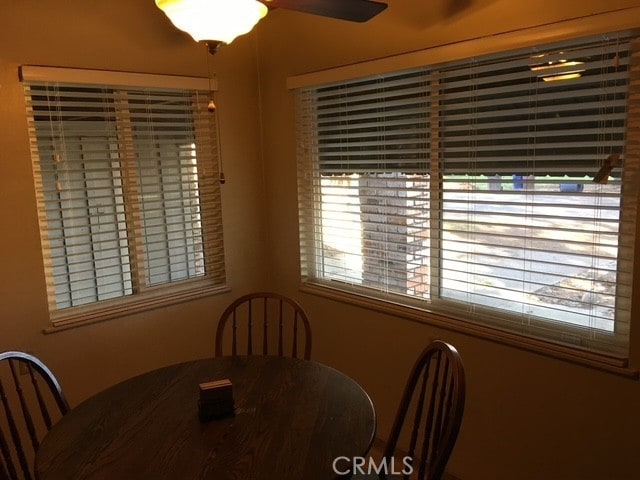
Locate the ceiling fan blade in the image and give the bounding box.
[262,0,387,23]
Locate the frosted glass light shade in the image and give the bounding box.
[155,0,268,44]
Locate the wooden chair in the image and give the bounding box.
[0,351,69,480]
[353,340,465,480]
[215,292,312,360]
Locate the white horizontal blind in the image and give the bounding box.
[296,32,640,359]
[297,70,432,295]
[24,76,225,316]
[434,35,638,357]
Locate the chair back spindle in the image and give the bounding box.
[9,361,39,453]
[231,311,238,357]
[278,300,285,357]
[215,292,312,360]
[291,312,299,358]
[262,298,269,355]
[382,341,465,480]
[247,300,253,355]
[1,453,13,480]
[0,352,69,480]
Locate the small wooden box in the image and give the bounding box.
[198,378,235,422]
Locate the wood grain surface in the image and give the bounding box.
[35,356,376,480]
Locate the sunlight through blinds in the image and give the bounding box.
[23,69,225,317]
[296,31,640,359]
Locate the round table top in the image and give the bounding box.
[35,355,376,480]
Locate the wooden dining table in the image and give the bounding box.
[35,355,376,479]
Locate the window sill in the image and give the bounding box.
[300,282,640,379]
[43,281,229,334]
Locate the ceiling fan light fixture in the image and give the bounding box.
[155,0,268,45]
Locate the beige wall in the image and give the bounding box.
[256,1,640,479]
[1,1,640,479]
[0,0,268,401]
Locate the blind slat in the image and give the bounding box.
[296,31,640,359]
[24,72,226,317]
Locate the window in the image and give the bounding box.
[296,32,640,362]
[22,67,226,326]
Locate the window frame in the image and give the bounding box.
[291,16,640,376]
[21,66,228,331]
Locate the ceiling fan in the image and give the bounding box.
[155,0,388,52]
[259,0,388,23]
